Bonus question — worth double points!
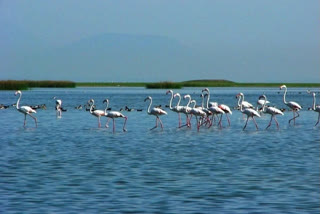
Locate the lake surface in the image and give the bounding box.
[0,87,319,213]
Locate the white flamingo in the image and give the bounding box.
[189,99,206,131]
[310,92,320,126]
[218,104,232,126]
[260,95,284,130]
[55,99,62,118]
[89,99,106,128]
[237,93,261,130]
[236,93,254,109]
[144,96,167,130]
[202,88,224,128]
[166,90,182,127]
[182,94,193,127]
[104,99,127,132]
[14,90,37,127]
[280,85,302,125]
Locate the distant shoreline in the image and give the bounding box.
[1,80,319,90]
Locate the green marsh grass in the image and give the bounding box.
[0,80,76,90]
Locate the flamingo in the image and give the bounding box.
[260,95,284,130]
[310,92,320,126]
[89,99,106,128]
[189,99,206,131]
[218,104,232,126]
[280,85,302,125]
[144,96,167,130]
[202,88,224,128]
[103,99,127,132]
[182,94,193,127]
[236,93,254,109]
[256,97,270,112]
[14,90,37,127]
[166,90,183,127]
[174,93,191,128]
[236,93,261,130]
[55,99,62,118]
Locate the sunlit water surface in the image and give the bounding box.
[0,87,319,213]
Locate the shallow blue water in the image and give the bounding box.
[0,87,319,213]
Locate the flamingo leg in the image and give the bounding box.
[274,116,280,130]
[195,116,200,132]
[158,117,164,130]
[226,114,231,126]
[289,111,299,125]
[122,117,128,132]
[218,114,223,128]
[243,116,249,130]
[98,116,101,128]
[188,115,192,128]
[266,116,273,129]
[113,118,115,133]
[315,113,320,126]
[105,118,110,128]
[252,116,259,130]
[28,113,37,128]
[178,113,181,128]
[24,114,27,127]
[150,117,159,130]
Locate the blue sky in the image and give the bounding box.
[0,0,319,82]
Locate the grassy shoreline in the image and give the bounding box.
[1,80,319,90]
[0,80,76,90]
[77,81,320,88]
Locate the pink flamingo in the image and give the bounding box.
[144,96,167,130]
[202,88,224,128]
[104,99,128,132]
[189,99,206,131]
[218,104,232,126]
[236,93,261,130]
[280,85,302,125]
[89,99,106,128]
[260,95,284,130]
[310,92,320,126]
[182,94,193,127]
[166,90,183,127]
[14,90,37,127]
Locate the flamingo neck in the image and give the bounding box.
[16,93,21,109]
[312,93,316,110]
[104,100,110,115]
[239,95,244,112]
[168,92,173,110]
[282,87,288,104]
[206,92,210,108]
[176,94,181,108]
[261,96,267,112]
[147,98,152,114]
[186,96,191,108]
[191,100,196,108]
[90,100,94,114]
[201,94,204,108]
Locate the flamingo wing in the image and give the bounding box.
[219,104,232,114]
[108,111,126,118]
[288,101,302,110]
[151,107,167,115]
[21,106,36,114]
[266,107,284,115]
[93,110,105,117]
[243,108,260,117]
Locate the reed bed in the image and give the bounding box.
[145,81,183,89]
[77,82,146,87]
[0,80,76,90]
